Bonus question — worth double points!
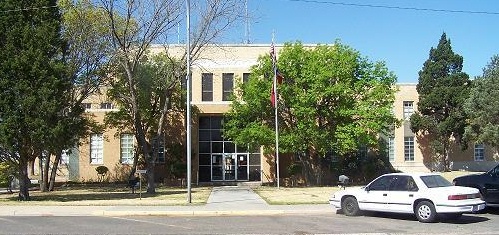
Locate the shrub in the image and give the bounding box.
[95,166,109,182]
[0,162,16,188]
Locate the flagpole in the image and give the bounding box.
[271,33,280,189]
[186,0,192,203]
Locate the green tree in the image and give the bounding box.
[224,42,398,185]
[105,53,186,182]
[410,33,470,171]
[463,55,499,155]
[0,0,70,200]
[39,0,111,192]
[100,0,245,193]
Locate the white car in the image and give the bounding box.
[329,172,486,223]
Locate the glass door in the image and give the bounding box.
[237,154,248,181]
[224,154,235,180]
[211,154,223,181]
[211,153,250,181]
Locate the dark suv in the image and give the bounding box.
[453,164,499,207]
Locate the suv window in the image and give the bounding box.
[490,165,499,177]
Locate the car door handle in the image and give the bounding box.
[409,194,413,197]
[383,193,387,196]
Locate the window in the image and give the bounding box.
[388,137,395,162]
[243,73,251,84]
[202,73,213,101]
[60,149,70,165]
[156,146,165,163]
[390,176,418,191]
[403,101,414,119]
[474,143,485,161]
[100,102,113,109]
[404,137,414,161]
[357,145,367,159]
[82,103,92,109]
[420,175,452,188]
[222,73,234,101]
[90,134,103,164]
[368,175,394,191]
[120,134,134,164]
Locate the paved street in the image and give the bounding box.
[0,211,498,234]
[1,186,498,234]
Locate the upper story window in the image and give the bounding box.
[90,133,104,164]
[202,73,213,101]
[222,73,234,101]
[243,73,251,84]
[100,102,113,109]
[474,143,484,161]
[404,136,414,161]
[403,101,414,120]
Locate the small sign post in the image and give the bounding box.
[136,170,147,200]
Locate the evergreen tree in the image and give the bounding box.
[410,33,470,171]
[0,0,68,200]
[464,55,499,155]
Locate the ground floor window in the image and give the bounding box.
[388,137,395,162]
[120,134,134,164]
[90,134,103,164]
[198,115,261,182]
[474,143,484,161]
[404,136,414,161]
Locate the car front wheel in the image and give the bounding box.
[342,196,360,216]
[415,201,437,223]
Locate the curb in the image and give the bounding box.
[100,209,333,217]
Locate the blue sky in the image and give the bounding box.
[228,0,499,83]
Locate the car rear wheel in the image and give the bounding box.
[415,201,437,223]
[342,196,360,216]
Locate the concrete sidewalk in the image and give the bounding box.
[0,186,334,217]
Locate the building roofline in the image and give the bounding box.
[397,83,417,86]
[150,43,322,48]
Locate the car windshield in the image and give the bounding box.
[420,175,452,188]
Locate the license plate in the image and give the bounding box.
[472,204,485,212]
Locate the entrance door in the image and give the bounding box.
[224,154,235,180]
[211,153,250,181]
[237,154,248,181]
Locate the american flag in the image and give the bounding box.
[270,43,277,65]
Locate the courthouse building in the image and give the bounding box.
[58,44,498,184]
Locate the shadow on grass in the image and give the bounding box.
[0,184,194,203]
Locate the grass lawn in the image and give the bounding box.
[0,184,212,206]
[253,186,339,205]
[0,171,481,206]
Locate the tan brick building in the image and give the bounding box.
[61,44,497,184]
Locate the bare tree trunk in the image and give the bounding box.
[42,154,50,192]
[18,156,30,201]
[146,155,156,194]
[39,154,45,192]
[128,146,139,180]
[48,151,62,191]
